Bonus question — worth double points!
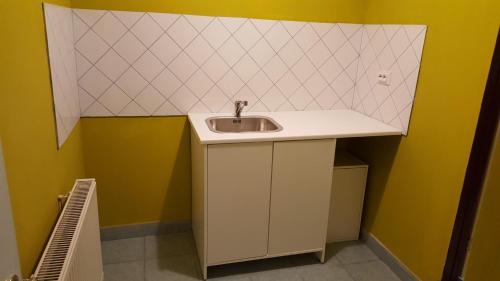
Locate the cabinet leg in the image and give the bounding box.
[315,249,326,263]
[202,266,207,280]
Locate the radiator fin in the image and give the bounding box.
[35,181,94,281]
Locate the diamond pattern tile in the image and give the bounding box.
[116,68,148,99]
[265,22,291,51]
[353,24,427,134]
[233,20,261,50]
[133,51,165,82]
[149,12,179,30]
[131,14,163,47]
[218,37,245,67]
[75,30,109,63]
[247,70,273,98]
[279,40,304,68]
[155,100,181,115]
[201,18,230,49]
[184,35,214,66]
[201,53,229,82]
[167,16,198,48]
[261,86,286,111]
[294,24,320,52]
[219,17,246,34]
[276,71,301,97]
[92,12,127,45]
[73,8,105,26]
[217,70,244,97]
[282,21,306,36]
[135,85,165,114]
[251,19,276,35]
[95,49,128,81]
[185,15,212,32]
[151,69,182,98]
[307,40,330,68]
[292,56,316,83]
[167,52,197,82]
[98,85,131,114]
[202,86,230,112]
[75,51,92,78]
[169,86,198,113]
[72,15,89,41]
[113,32,147,64]
[150,34,181,65]
[249,38,275,67]
[59,8,427,131]
[290,87,314,110]
[233,54,259,82]
[112,11,144,28]
[185,70,214,98]
[120,101,148,116]
[79,67,112,99]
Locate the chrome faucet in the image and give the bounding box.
[234,100,248,118]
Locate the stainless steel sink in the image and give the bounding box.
[206,116,283,133]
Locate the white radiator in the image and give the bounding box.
[33,179,103,281]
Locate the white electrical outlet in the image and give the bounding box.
[377,71,391,86]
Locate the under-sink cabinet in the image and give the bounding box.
[191,129,336,279]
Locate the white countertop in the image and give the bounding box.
[188,110,402,144]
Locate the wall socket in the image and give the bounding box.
[377,71,391,86]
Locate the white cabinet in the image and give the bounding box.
[327,151,368,243]
[191,131,336,279]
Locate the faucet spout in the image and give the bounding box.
[234,100,248,118]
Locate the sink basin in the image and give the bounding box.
[206,116,283,133]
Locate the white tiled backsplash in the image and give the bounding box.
[44,5,426,146]
[44,4,80,148]
[73,10,365,116]
[353,25,426,133]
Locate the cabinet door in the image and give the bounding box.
[207,142,273,264]
[268,139,336,255]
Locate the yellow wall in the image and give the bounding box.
[465,124,500,280]
[0,0,86,277]
[70,0,365,228]
[80,117,191,226]
[349,1,500,280]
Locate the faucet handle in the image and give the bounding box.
[235,100,248,106]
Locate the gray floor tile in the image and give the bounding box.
[210,274,253,281]
[297,262,355,281]
[209,256,299,281]
[146,254,201,281]
[104,260,144,281]
[345,260,401,281]
[287,252,340,268]
[146,232,196,259]
[102,237,145,264]
[328,242,379,264]
[103,234,401,281]
[249,267,303,281]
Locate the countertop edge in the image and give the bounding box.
[188,110,403,144]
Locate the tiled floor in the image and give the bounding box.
[102,232,401,281]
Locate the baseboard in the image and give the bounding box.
[361,231,420,281]
[100,220,191,241]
